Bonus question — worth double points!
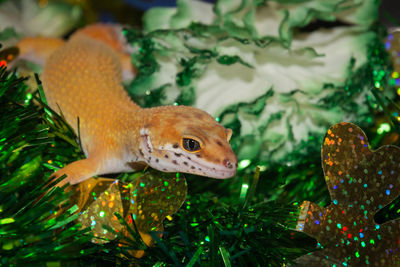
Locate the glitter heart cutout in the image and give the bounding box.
[296,122,400,266]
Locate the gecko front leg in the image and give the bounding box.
[52,157,100,188]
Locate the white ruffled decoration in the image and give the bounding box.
[136,0,380,165]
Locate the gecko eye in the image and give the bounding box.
[182,138,201,152]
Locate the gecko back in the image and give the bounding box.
[42,36,139,155]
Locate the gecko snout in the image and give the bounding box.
[223,158,237,169]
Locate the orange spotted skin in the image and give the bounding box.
[71,23,137,80]
[39,29,237,186]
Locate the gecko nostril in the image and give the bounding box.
[223,158,233,169]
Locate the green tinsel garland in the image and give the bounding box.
[0,67,90,265]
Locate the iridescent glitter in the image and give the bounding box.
[296,122,400,265]
[75,171,187,256]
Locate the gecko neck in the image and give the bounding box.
[118,103,152,167]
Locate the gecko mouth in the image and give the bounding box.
[188,159,236,179]
[154,149,236,179]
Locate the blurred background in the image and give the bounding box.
[34,0,399,28]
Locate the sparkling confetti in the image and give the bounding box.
[295,122,400,265]
[238,159,251,170]
[377,123,391,135]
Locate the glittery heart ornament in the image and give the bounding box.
[295,122,400,266]
[74,171,187,256]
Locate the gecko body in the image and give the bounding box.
[34,25,237,186]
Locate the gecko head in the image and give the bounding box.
[139,105,237,179]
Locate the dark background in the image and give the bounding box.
[89,0,400,29]
[380,0,400,28]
